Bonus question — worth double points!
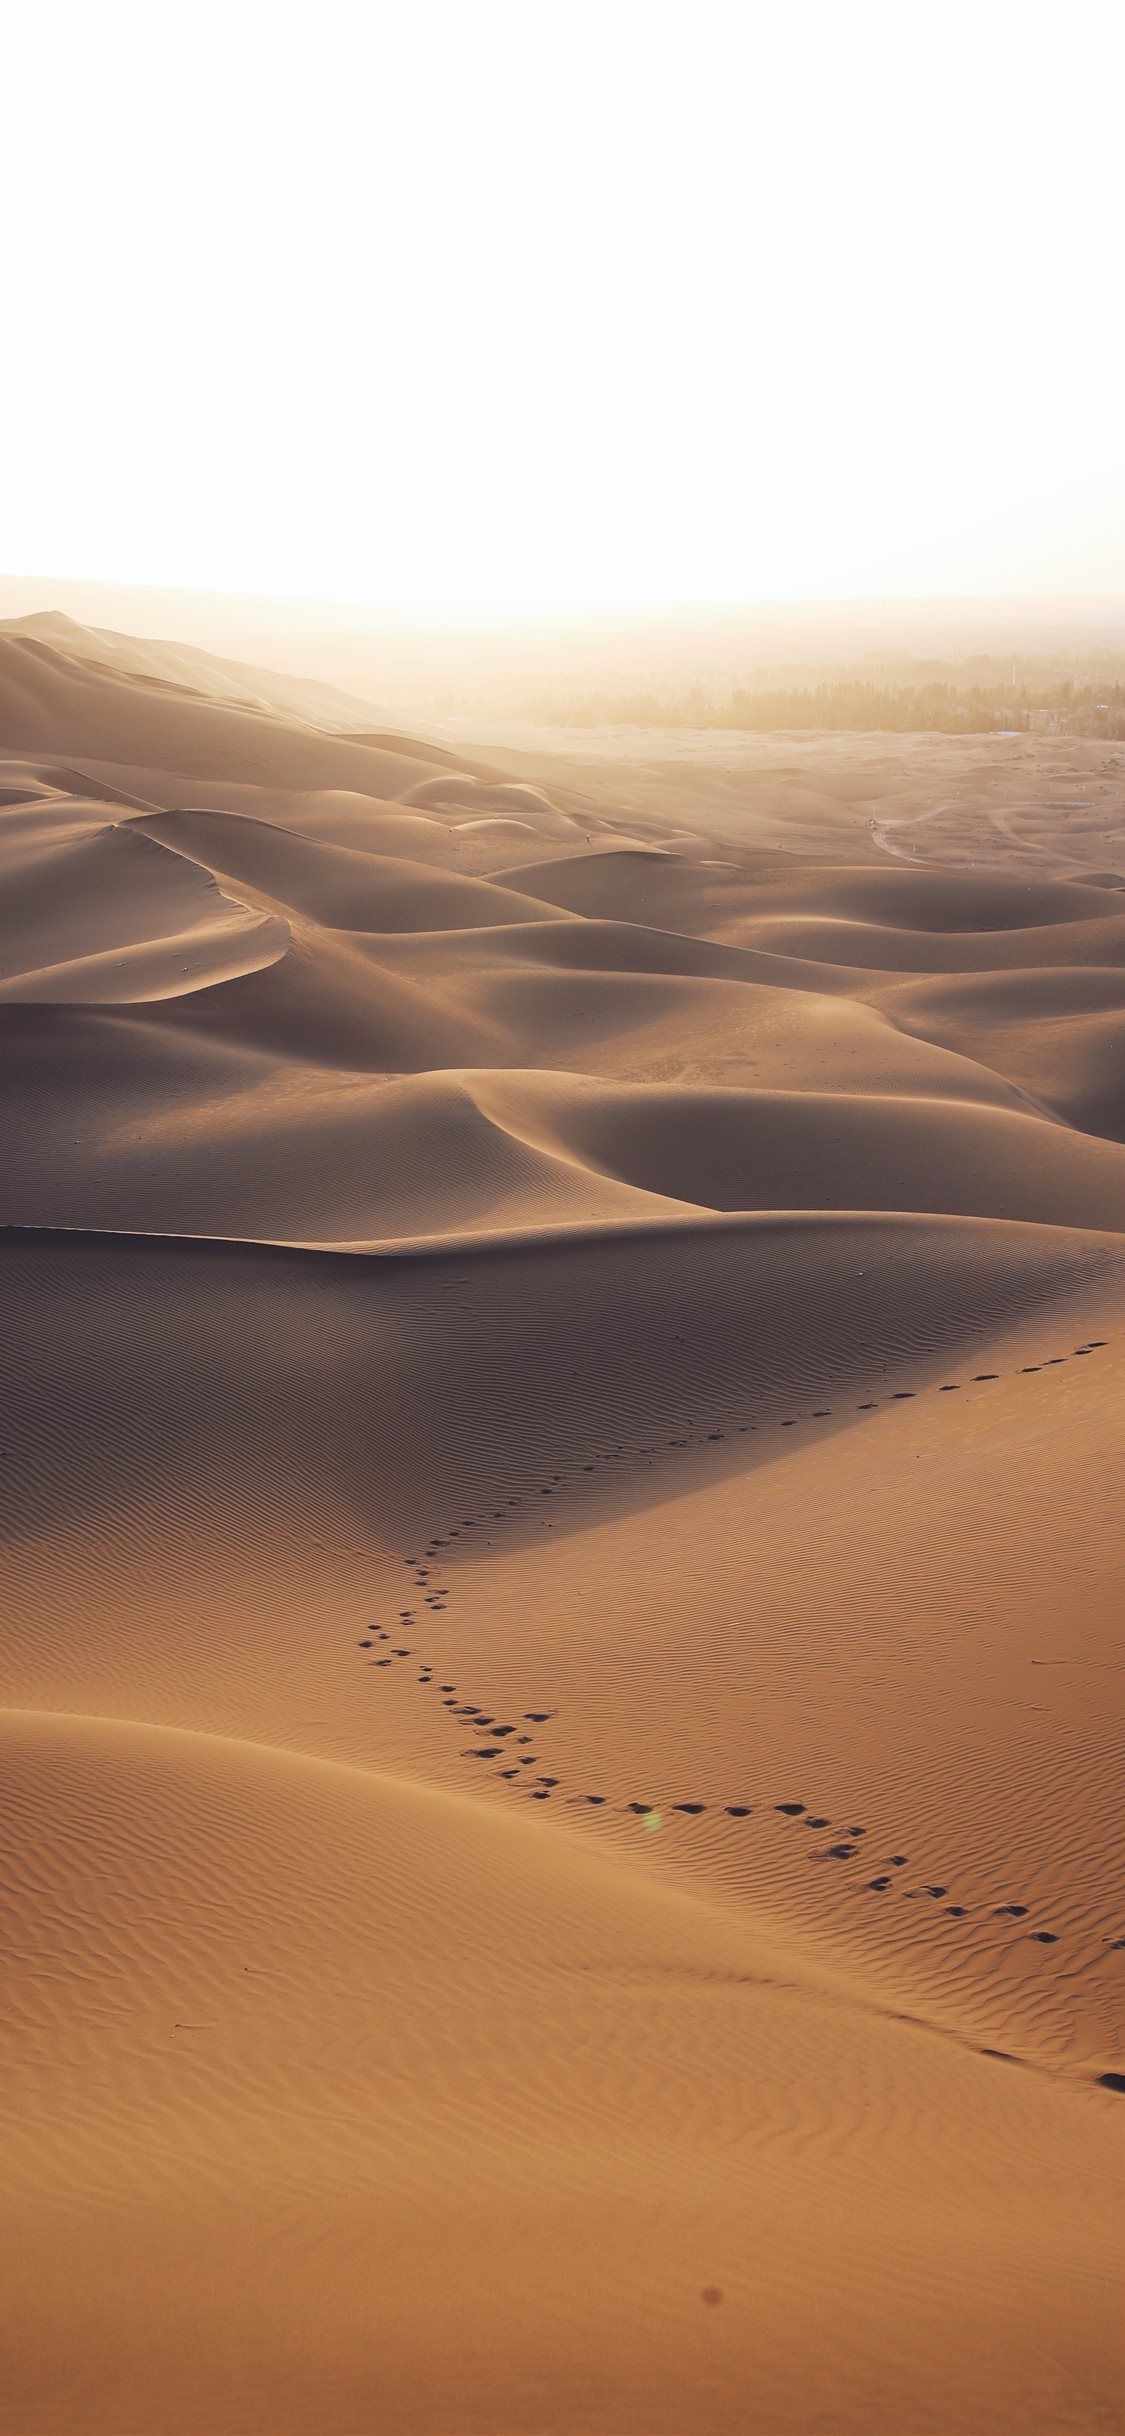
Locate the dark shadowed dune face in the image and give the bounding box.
[3,634,1125,2436]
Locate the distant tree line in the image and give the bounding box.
[520,658,1125,738]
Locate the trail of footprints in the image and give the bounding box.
[354,1336,1125,1962]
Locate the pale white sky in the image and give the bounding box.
[4,0,1124,613]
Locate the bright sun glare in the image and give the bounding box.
[4,0,1124,612]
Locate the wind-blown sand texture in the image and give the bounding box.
[2,622,1125,2436]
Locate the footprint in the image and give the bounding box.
[1030,1930,1059,1944]
[994,1903,1028,1918]
[1097,2072,1125,2094]
[370,1353,1116,1857]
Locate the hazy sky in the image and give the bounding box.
[5,0,1124,612]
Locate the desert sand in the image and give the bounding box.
[2,619,1124,2435]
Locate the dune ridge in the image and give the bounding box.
[2,631,1124,2434]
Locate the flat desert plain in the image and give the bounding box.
[2,622,1125,2436]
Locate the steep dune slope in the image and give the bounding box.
[883,965,1125,1141]
[134,804,566,930]
[476,1070,1125,1230]
[0,633,463,796]
[0,608,382,729]
[0,812,286,1002]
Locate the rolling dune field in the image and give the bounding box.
[3,622,1125,2435]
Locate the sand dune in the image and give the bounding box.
[0,810,286,1002]
[0,632,452,796]
[883,966,1125,1141]
[4,1703,1123,2436]
[3,637,1125,2433]
[132,804,566,931]
[0,607,382,730]
[476,1070,1125,1230]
